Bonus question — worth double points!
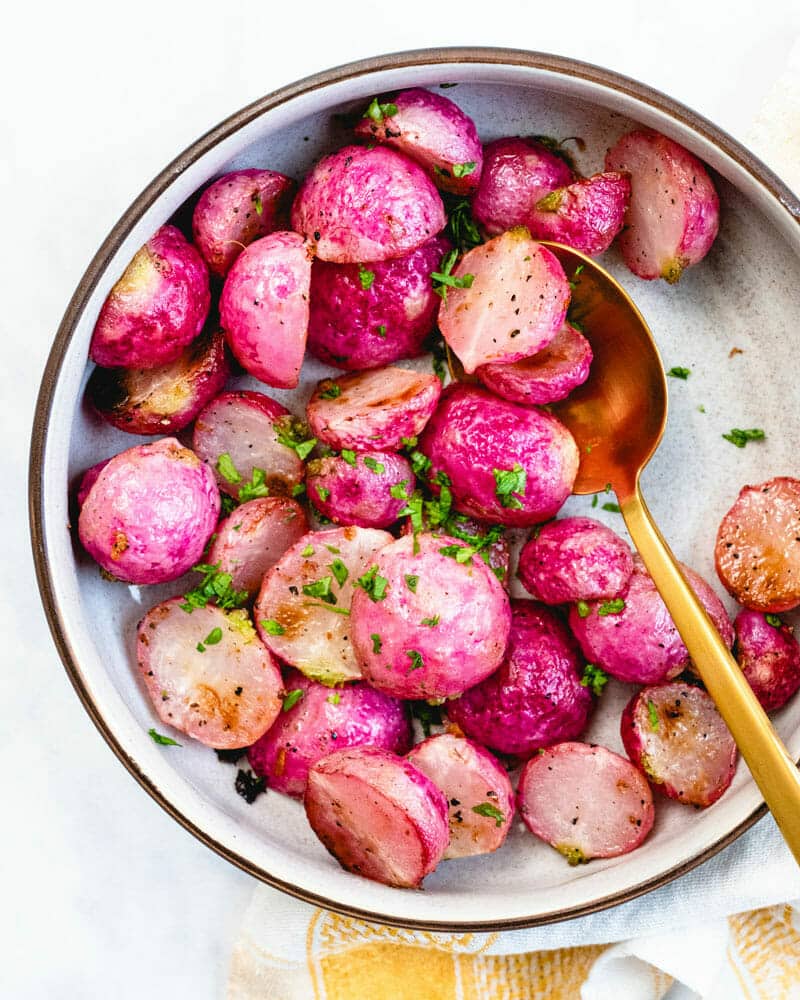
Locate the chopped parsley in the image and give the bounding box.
[235,769,266,804]
[302,576,336,605]
[421,615,440,627]
[472,802,505,827]
[282,689,304,712]
[340,449,357,466]
[493,464,527,509]
[274,416,317,460]
[723,428,765,448]
[358,265,376,290]
[220,494,239,516]
[302,602,350,616]
[203,627,223,646]
[216,452,241,484]
[301,544,315,558]
[329,558,349,587]
[602,501,621,513]
[356,565,389,602]
[252,192,263,215]
[568,263,585,290]
[371,633,383,654]
[376,324,387,338]
[598,598,626,616]
[405,649,424,672]
[327,692,341,705]
[452,161,476,178]
[181,563,248,613]
[363,97,398,123]
[580,663,608,697]
[239,467,270,502]
[667,366,691,380]
[363,456,385,474]
[444,196,483,252]
[316,486,331,502]
[325,544,340,554]
[766,614,783,627]
[404,574,419,592]
[320,383,342,399]
[260,619,285,635]
[647,699,660,731]
[291,483,306,497]
[390,480,410,500]
[576,600,591,619]
[439,544,475,565]
[408,449,432,478]
[148,728,181,747]
[591,495,598,508]
[431,248,475,303]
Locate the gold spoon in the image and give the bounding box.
[450,241,800,864]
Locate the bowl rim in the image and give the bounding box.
[29,46,800,931]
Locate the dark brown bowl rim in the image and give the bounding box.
[29,47,800,932]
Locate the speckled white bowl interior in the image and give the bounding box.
[32,50,800,929]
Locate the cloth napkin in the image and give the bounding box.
[228,46,800,1000]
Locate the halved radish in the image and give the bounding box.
[476,321,592,405]
[206,497,309,595]
[715,477,800,613]
[437,230,570,373]
[220,231,313,389]
[406,734,514,858]
[254,526,393,684]
[137,598,283,749]
[192,391,306,500]
[525,171,630,257]
[304,746,449,887]
[306,367,441,451]
[605,129,719,283]
[621,684,737,807]
[517,742,654,864]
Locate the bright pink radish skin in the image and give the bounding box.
[354,88,483,196]
[206,497,309,595]
[138,599,282,749]
[255,527,393,685]
[90,225,210,369]
[476,321,592,405]
[525,172,630,256]
[734,610,800,712]
[192,168,296,277]
[605,129,720,282]
[438,230,570,373]
[621,684,737,807]
[192,391,305,500]
[419,384,579,527]
[448,600,593,756]
[78,438,219,584]
[88,329,230,435]
[248,668,411,797]
[220,231,312,389]
[76,459,110,509]
[518,742,655,864]
[305,747,449,888]
[472,137,574,236]
[307,235,450,370]
[291,145,445,264]
[307,367,442,452]
[518,517,634,605]
[350,532,511,700]
[407,734,515,858]
[569,556,733,685]
[307,451,414,529]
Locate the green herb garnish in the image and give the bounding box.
[302,576,336,605]
[260,619,285,635]
[580,663,608,697]
[371,633,383,654]
[181,563,248,613]
[282,689,304,712]
[647,699,660,731]
[316,486,331,502]
[667,366,691,380]
[452,161,476,178]
[421,615,440,627]
[327,692,341,705]
[239,467,270,502]
[723,428,765,448]
[439,544,475,565]
[598,598,626,616]
[472,802,505,827]
[301,544,315,558]
[390,480,410,500]
[203,627,223,646]
[602,502,621,513]
[320,383,342,399]
[358,265,376,291]
[341,449,357,466]
[274,416,317,460]
[576,600,591,619]
[376,324,387,338]
[363,97,398,123]
[329,559,349,588]
[766,614,783,627]
[216,452,241,484]
[404,574,419,592]
[148,728,181,747]
[363,456,385,474]
[493,464,527,509]
[431,248,475,303]
[356,565,389,602]
[405,649,424,672]
[409,700,442,737]
[445,197,482,252]
[252,193,263,215]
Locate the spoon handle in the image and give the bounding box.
[620,482,800,865]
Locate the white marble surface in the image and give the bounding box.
[4,1,799,995]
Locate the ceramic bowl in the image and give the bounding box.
[30,48,800,930]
